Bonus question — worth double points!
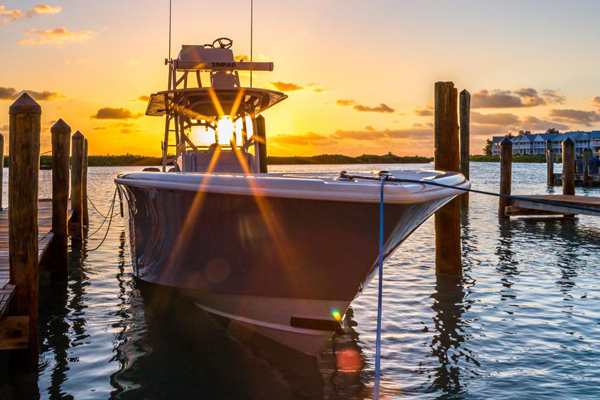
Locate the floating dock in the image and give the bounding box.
[506,195,600,217]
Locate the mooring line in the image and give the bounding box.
[340,172,600,215]
[87,189,118,251]
[88,194,119,219]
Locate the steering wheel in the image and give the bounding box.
[212,37,233,49]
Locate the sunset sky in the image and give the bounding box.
[2,0,600,156]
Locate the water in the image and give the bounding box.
[1,162,600,399]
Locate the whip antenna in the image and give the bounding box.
[168,0,172,60]
[250,0,253,87]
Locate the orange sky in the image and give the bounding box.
[2,0,600,157]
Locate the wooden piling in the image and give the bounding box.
[255,115,268,173]
[0,134,4,211]
[434,82,461,276]
[546,140,554,187]
[499,137,512,218]
[8,93,41,366]
[82,138,89,227]
[562,138,575,196]
[582,148,591,186]
[69,131,84,240]
[51,119,71,273]
[459,90,470,207]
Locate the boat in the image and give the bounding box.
[115,38,470,355]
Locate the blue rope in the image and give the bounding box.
[374,175,386,399]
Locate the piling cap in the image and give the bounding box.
[500,137,512,145]
[9,93,41,115]
[73,131,84,139]
[563,137,575,145]
[51,118,71,134]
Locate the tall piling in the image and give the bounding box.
[434,82,461,276]
[582,148,591,186]
[255,115,268,173]
[51,119,71,273]
[546,140,554,187]
[459,90,470,207]
[499,138,513,218]
[82,138,89,227]
[0,134,4,211]
[69,131,84,240]
[562,138,575,196]
[8,93,41,366]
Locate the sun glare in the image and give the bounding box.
[191,122,214,147]
[217,116,235,146]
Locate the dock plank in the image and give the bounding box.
[0,201,55,317]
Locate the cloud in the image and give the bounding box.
[0,4,61,24]
[542,89,566,104]
[520,116,568,131]
[26,90,65,101]
[472,89,539,108]
[471,88,565,109]
[332,125,432,141]
[0,87,18,100]
[548,109,600,127]
[336,99,395,113]
[270,82,304,91]
[0,86,65,101]
[235,54,249,62]
[137,95,150,102]
[589,96,600,110]
[269,81,324,93]
[471,110,569,131]
[471,111,520,126]
[353,103,395,113]
[33,5,61,15]
[414,105,433,117]
[91,108,142,120]
[19,27,96,46]
[271,132,336,146]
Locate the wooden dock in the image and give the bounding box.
[0,200,54,350]
[506,195,600,217]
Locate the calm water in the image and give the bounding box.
[1,162,600,399]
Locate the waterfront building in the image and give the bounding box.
[491,131,600,156]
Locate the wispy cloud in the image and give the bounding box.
[91,108,142,120]
[471,111,568,131]
[0,4,61,24]
[472,88,565,109]
[269,82,325,93]
[414,104,433,117]
[20,27,96,46]
[270,82,303,91]
[271,132,336,146]
[548,109,600,127]
[0,86,65,101]
[471,111,520,126]
[336,99,395,113]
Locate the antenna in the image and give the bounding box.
[168,0,172,60]
[250,0,253,88]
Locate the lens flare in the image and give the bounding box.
[332,310,342,321]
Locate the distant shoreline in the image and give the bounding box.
[32,153,435,167]
[28,154,551,168]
